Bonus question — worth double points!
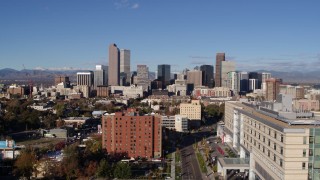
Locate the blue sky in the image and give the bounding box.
[0,0,319,72]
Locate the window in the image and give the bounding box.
[268,128,271,135]
[303,137,307,144]
[263,136,265,142]
[274,154,276,162]
[280,159,283,167]
[281,147,283,155]
[281,134,284,143]
[309,149,313,156]
[263,146,265,153]
[302,162,306,169]
[309,136,314,143]
[274,132,277,139]
[274,143,276,150]
[268,139,270,146]
[303,149,306,157]
[268,150,270,157]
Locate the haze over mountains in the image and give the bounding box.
[0,68,319,86]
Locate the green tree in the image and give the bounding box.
[96,159,113,178]
[113,162,132,179]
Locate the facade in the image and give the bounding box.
[136,65,150,92]
[200,65,214,88]
[96,85,109,97]
[221,61,236,88]
[157,64,171,89]
[193,87,232,98]
[266,78,282,101]
[249,79,259,92]
[110,85,144,98]
[54,76,70,87]
[102,109,162,159]
[7,85,25,96]
[161,116,175,130]
[280,85,305,99]
[94,65,108,88]
[120,49,131,85]
[215,53,225,87]
[175,115,189,132]
[108,43,120,86]
[239,72,249,93]
[227,71,239,95]
[180,100,201,127]
[77,72,94,87]
[261,72,272,94]
[187,70,203,87]
[293,99,319,111]
[249,72,262,89]
[223,101,320,180]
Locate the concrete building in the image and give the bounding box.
[227,71,239,95]
[136,65,150,92]
[249,79,259,92]
[167,82,187,96]
[293,99,320,111]
[102,109,162,159]
[161,116,175,130]
[157,64,171,89]
[200,65,214,88]
[7,84,26,96]
[222,101,320,180]
[175,115,189,132]
[193,87,232,98]
[180,100,201,127]
[215,53,225,87]
[94,65,108,88]
[239,72,249,93]
[96,85,109,97]
[280,85,305,99]
[54,76,70,87]
[266,78,282,101]
[110,85,144,98]
[120,49,131,85]
[261,72,271,94]
[108,43,120,86]
[221,61,236,88]
[77,72,93,87]
[187,70,203,87]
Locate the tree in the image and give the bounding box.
[14,149,37,179]
[113,162,132,179]
[96,159,113,178]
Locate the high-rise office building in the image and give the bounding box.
[227,71,239,94]
[77,72,94,87]
[249,79,259,92]
[102,109,162,159]
[157,64,171,89]
[136,65,150,92]
[266,78,282,101]
[108,43,120,86]
[200,65,214,88]
[249,72,262,89]
[187,70,203,87]
[120,49,131,85]
[238,72,249,93]
[94,65,108,88]
[215,53,225,87]
[221,61,236,87]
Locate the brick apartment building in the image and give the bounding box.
[102,109,162,159]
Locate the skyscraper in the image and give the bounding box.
[120,49,131,85]
[187,70,203,87]
[94,65,108,88]
[136,65,150,92]
[108,43,120,86]
[157,64,171,89]
[215,53,225,87]
[238,71,249,93]
[200,65,214,88]
[221,61,236,87]
[77,72,94,87]
[227,71,239,94]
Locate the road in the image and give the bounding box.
[180,134,203,180]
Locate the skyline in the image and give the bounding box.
[0,0,320,72]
